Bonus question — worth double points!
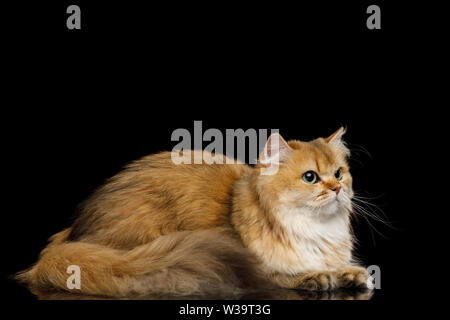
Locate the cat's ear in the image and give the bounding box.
[325,127,346,147]
[259,133,292,167]
[325,127,350,156]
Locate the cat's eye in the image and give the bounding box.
[302,171,319,184]
[335,167,343,180]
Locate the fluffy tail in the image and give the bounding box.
[15,228,270,298]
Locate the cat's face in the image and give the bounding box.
[257,129,353,218]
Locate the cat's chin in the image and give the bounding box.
[280,200,345,218]
[313,199,346,217]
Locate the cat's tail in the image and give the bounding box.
[15,228,271,298]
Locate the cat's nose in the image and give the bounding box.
[332,185,341,195]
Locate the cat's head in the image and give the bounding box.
[256,128,353,218]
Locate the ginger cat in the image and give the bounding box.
[17,128,369,298]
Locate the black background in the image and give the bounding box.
[1,0,443,318]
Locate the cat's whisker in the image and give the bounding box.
[338,194,380,244]
[339,193,392,243]
[346,193,388,223]
[353,192,384,200]
[361,214,378,246]
[352,198,394,228]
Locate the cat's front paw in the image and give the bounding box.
[336,266,369,289]
[296,271,337,291]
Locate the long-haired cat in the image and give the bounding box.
[16,128,369,298]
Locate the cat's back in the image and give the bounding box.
[123,150,251,203]
[68,150,252,247]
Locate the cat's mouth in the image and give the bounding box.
[315,193,337,204]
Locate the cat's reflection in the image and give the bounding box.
[34,288,373,300]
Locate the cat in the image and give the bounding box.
[16,128,370,298]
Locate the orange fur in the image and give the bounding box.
[16,129,369,297]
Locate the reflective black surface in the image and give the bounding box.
[33,288,373,300]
